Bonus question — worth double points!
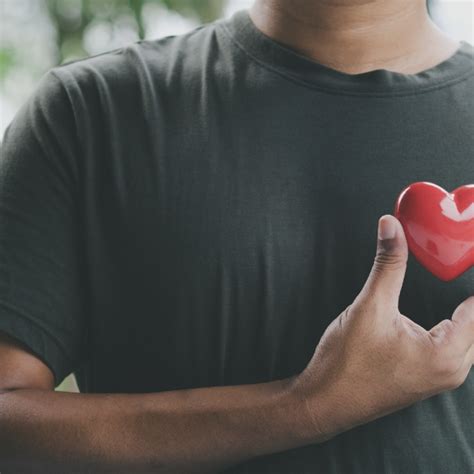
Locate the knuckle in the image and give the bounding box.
[338,304,351,328]
[430,319,454,341]
[373,252,406,272]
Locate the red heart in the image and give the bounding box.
[394,182,474,281]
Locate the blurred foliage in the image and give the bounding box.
[0,0,226,81]
[46,0,225,64]
[0,49,16,81]
[0,0,437,81]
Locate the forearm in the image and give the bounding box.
[0,376,320,473]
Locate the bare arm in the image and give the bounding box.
[2,217,473,473]
[0,332,318,474]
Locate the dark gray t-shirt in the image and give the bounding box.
[1,9,473,473]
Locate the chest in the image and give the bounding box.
[113,119,471,317]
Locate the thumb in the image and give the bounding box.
[360,215,408,308]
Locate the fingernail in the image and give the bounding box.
[378,215,397,240]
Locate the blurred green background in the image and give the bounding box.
[0,0,248,144]
[1,0,225,74]
[0,0,472,392]
[1,0,234,393]
[40,0,225,65]
[2,0,473,141]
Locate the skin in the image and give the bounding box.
[249,0,461,74]
[1,2,473,472]
[1,215,473,472]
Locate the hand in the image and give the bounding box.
[289,214,474,441]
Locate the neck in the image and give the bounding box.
[249,0,460,74]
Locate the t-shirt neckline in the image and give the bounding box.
[218,9,474,96]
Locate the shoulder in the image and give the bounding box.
[48,19,225,116]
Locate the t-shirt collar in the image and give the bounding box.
[218,9,474,96]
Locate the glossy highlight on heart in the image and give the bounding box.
[394,182,474,281]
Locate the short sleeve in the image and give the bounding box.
[0,70,86,387]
